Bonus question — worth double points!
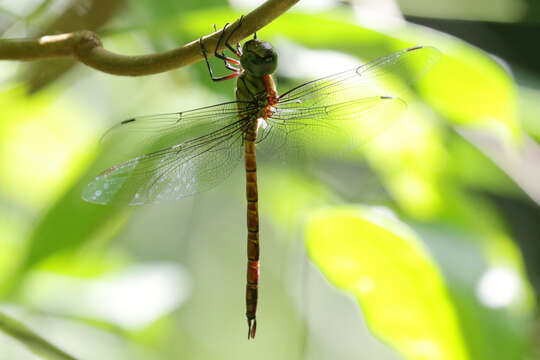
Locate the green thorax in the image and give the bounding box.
[235,39,278,128]
[235,72,269,105]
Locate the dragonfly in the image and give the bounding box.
[82,20,440,339]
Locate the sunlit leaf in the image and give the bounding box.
[411,223,535,360]
[305,206,469,360]
[518,86,540,143]
[3,164,131,295]
[1,149,132,295]
[20,262,190,330]
[0,87,94,209]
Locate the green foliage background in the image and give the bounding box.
[0,0,538,359]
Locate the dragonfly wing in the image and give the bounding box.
[84,121,247,205]
[101,101,255,161]
[259,96,406,158]
[278,46,440,105]
[259,46,440,157]
[84,102,257,205]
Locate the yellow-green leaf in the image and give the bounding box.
[305,206,469,360]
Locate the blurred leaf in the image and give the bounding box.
[397,0,528,23]
[3,169,130,294]
[20,262,190,330]
[445,130,522,196]
[1,146,132,296]
[261,168,336,231]
[419,47,519,140]
[0,311,76,360]
[518,85,540,144]
[0,87,133,295]
[0,87,94,209]
[305,206,469,360]
[412,223,535,360]
[34,247,131,279]
[456,128,540,206]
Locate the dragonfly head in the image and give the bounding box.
[241,39,277,77]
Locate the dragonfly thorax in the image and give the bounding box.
[235,72,271,105]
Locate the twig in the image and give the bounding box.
[0,0,299,76]
[0,311,77,360]
[24,0,127,93]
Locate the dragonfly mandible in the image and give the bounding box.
[82,20,440,339]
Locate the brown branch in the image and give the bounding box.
[24,0,127,93]
[0,0,299,76]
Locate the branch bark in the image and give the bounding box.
[0,0,299,76]
[24,0,127,93]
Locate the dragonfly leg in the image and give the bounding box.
[224,62,241,72]
[215,55,240,72]
[235,42,243,57]
[211,23,242,71]
[225,15,244,57]
[200,38,241,82]
[225,40,242,58]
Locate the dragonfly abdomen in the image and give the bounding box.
[244,135,260,339]
[240,73,277,339]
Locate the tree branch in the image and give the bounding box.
[0,311,77,360]
[23,0,127,93]
[0,0,299,76]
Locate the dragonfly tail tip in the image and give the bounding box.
[247,318,257,339]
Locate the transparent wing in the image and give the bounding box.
[258,46,440,157]
[278,46,440,106]
[83,101,257,205]
[259,96,406,157]
[101,101,256,159]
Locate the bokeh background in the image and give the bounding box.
[0,0,539,359]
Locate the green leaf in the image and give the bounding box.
[519,85,540,143]
[305,206,469,360]
[0,87,131,295]
[0,311,76,360]
[2,149,133,289]
[1,181,129,297]
[412,223,535,360]
[445,130,522,196]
